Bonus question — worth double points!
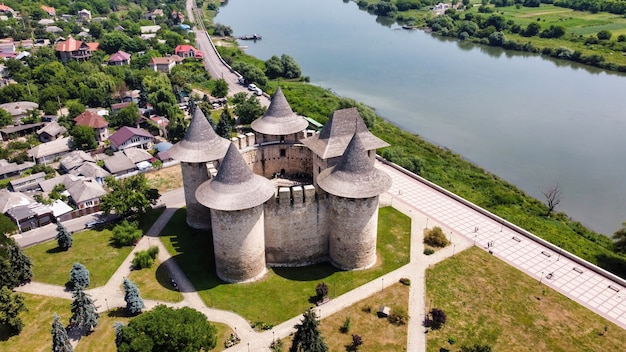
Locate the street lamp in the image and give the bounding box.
[453,245,456,256]
[474,234,477,245]
[382,278,384,292]
[105,298,109,311]
[539,271,544,285]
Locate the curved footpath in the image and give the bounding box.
[15,159,626,350]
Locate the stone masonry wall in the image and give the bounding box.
[264,185,329,266]
[211,206,267,283]
[328,195,380,270]
[182,162,212,230]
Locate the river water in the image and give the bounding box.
[215,0,626,236]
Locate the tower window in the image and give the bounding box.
[280,149,286,157]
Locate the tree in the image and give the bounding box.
[0,238,33,289]
[265,55,284,79]
[523,22,541,37]
[123,278,144,315]
[233,95,266,125]
[0,213,18,235]
[429,308,446,329]
[350,334,363,351]
[542,182,562,217]
[0,286,27,335]
[290,307,328,352]
[56,223,73,251]
[281,54,302,79]
[65,100,86,119]
[70,125,97,151]
[51,313,73,352]
[69,262,90,289]
[70,286,99,331]
[100,175,160,217]
[132,246,159,269]
[612,222,626,253]
[211,78,229,98]
[215,107,233,139]
[109,103,140,128]
[117,305,217,352]
[110,220,143,247]
[597,30,612,40]
[315,282,329,300]
[0,107,12,127]
[424,226,449,247]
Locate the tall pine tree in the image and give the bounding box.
[56,223,73,251]
[69,287,99,331]
[290,307,328,352]
[123,278,144,315]
[215,106,233,139]
[51,313,73,352]
[0,238,33,289]
[0,286,27,335]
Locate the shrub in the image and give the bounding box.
[340,316,351,333]
[316,282,329,300]
[424,227,449,247]
[448,336,457,344]
[399,278,411,286]
[132,250,154,269]
[424,248,435,255]
[430,308,447,329]
[388,307,408,326]
[361,305,372,313]
[351,334,363,351]
[110,220,143,247]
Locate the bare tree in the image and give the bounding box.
[542,183,562,217]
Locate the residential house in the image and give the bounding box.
[149,56,181,73]
[0,4,15,17]
[174,45,203,59]
[100,152,136,176]
[0,101,39,125]
[7,203,53,232]
[108,50,131,65]
[41,5,56,17]
[0,123,45,141]
[38,18,54,25]
[108,126,154,151]
[170,11,185,22]
[36,121,66,142]
[55,36,98,62]
[49,199,73,221]
[144,9,163,20]
[59,150,95,173]
[27,137,72,164]
[74,110,109,142]
[0,40,16,59]
[0,189,34,214]
[0,159,35,179]
[65,178,106,209]
[77,9,91,21]
[123,147,153,165]
[70,162,110,184]
[140,25,161,34]
[111,102,132,113]
[38,174,76,193]
[9,172,47,192]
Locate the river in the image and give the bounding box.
[215,0,626,236]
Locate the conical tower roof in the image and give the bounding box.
[195,144,275,211]
[168,108,231,163]
[251,87,308,136]
[317,133,391,199]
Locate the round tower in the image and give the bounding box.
[168,108,231,230]
[195,144,275,283]
[317,133,392,270]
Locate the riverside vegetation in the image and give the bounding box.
[209,34,626,278]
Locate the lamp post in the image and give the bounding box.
[105,298,109,311]
[453,244,456,256]
[539,271,544,285]
[382,278,384,292]
[474,234,477,245]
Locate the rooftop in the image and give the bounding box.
[250,87,308,136]
[168,108,231,163]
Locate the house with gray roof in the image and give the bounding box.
[7,202,53,232]
[37,121,67,142]
[10,172,46,192]
[0,189,35,214]
[28,137,72,164]
[65,179,106,209]
[59,150,95,173]
[101,152,136,176]
[0,101,39,125]
[123,147,153,164]
[108,126,154,151]
[69,162,110,183]
[0,159,35,179]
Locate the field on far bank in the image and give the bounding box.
[426,247,626,351]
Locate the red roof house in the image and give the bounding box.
[174,45,203,59]
[41,5,55,16]
[108,50,131,65]
[74,111,109,142]
[55,37,98,62]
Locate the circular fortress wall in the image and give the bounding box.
[181,162,212,230]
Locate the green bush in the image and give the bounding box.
[340,316,351,333]
[424,227,449,248]
[424,248,435,255]
[388,307,408,326]
[110,221,143,247]
[399,278,411,286]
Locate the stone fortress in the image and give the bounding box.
[168,88,392,283]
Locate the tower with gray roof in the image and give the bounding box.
[317,133,391,269]
[195,144,275,283]
[168,108,231,229]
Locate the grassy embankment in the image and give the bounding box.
[426,247,626,351]
[159,206,411,325]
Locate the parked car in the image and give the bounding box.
[238,77,246,85]
[254,88,263,96]
[247,83,257,91]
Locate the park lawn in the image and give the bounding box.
[126,257,184,303]
[426,247,626,351]
[160,206,411,325]
[24,229,133,288]
[318,282,410,352]
[0,293,71,352]
[137,206,166,234]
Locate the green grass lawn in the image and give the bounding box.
[126,258,184,303]
[426,247,626,351]
[0,293,71,352]
[24,229,133,288]
[160,206,411,325]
